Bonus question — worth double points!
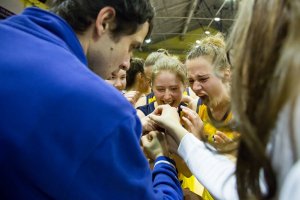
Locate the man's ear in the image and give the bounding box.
[95,7,116,37]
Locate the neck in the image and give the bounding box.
[127,82,140,92]
[128,82,150,95]
[76,26,93,55]
[209,100,231,121]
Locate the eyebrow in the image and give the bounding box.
[197,74,209,78]
[188,74,209,79]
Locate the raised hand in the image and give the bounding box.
[149,105,181,131]
[180,106,204,140]
[141,131,169,160]
[149,104,190,146]
[213,131,240,152]
[124,91,140,105]
[141,115,163,134]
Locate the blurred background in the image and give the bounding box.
[0,0,239,60]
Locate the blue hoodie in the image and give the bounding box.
[0,7,182,199]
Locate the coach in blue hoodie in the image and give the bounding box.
[0,0,182,199]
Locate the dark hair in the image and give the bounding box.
[126,57,145,89]
[50,0,154,39]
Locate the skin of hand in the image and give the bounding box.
[149,105,190,145]
[180,106,204,140]
[181,95,193,106]
[183,188,202,200]
[165,130,179,155]
[181,96,199,110]
[141,115,163,135]
[124,91,140,105]
[213,131,240,152]
[149,105,193,177]
[141,131,169,160]
[213,131,233,143]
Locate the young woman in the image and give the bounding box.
[185,33,239,153]
[147,0,300,199]
[135,49,170,107]
[136,56,187,118]
[106,68,137,104]
[137,56,203,198]
[106,68,127,91]
[125,57,150,106]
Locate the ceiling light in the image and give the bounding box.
[205,31,210,35]
[145,38,151,44]
[214,17,221,22]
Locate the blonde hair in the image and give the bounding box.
[227,0,300,198]
[151,56,187,86]
[144,49,170,67]
[186,33,230,77]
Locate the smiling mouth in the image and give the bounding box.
[163,101,174,106]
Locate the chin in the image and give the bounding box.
[200,96,209,105]
[171,102,181,108]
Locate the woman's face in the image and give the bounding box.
[185,56,230,108]
[152,70,184,107]
[106,69,127,91]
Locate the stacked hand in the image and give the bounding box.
[141,131,169,160]
[124,91,140,105]
[212,131,240,152]
[180,106,204,140]
[141,115,163,135]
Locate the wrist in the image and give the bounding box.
[155,152,165,159]
[169,125,189,144]
[155,150,169,159]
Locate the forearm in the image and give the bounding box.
[178,133,238,200]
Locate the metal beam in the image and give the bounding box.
[155,16,234,21]
[141,47,187,55]
[180,0,199,40]
[206,0,227,30]
[156,1,190,12]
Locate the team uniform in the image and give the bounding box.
[197,104,239,145]
[196,104,239,200]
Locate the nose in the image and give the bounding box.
[119,57,131,71]
[192,81,202,93]
[163,90,172,101]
